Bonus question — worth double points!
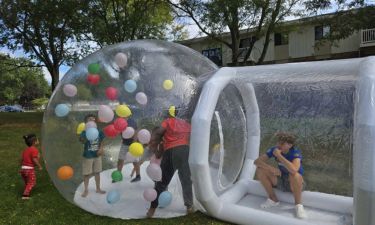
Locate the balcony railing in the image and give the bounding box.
[361,28,375,47]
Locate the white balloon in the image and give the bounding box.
[63,84,77,97]
[114,52,128,69]
[137,129,151,144]
[122,127,135,139]
[135,92,148,105]
[98,105,114,123]
[146,163,162,181]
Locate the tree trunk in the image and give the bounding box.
[49,66,60,92]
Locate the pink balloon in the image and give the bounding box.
[98,105,114,123]
[150,154,162,165]
[105,87,118,100]
[115,52,128,69]
[122,127,135,139]
[143,188,157,202]
[135,92,147,105]
[114,118,128,131]
[63,84,77,97]
[85,121,97,130]
[146,163,162,181]
[137,129,151,144]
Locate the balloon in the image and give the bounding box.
[146,163,162,181]
[122,127,135,139]
[137,129,151,144]
[114,118,128,131]
[88,63,100,74]
[143,188,157,202]
[86,127,99,141]
[76,122,85,134]
[163,79,174,90]
[87,74,100,85]
[98,105,114,123]
[55,104,70,117]
[85,121,97,130]
[158,191,172,208]
[135,92,147,105]
[124,80,137,93]
[150,154,162,165]
[129,142,144,157]
[57,165,74,180]
[105,87,118,100]
[63,84,77,97]
[103,124,118,138]
[115,105,132,117]
[106,190,121,204]
[111,170,123,182]
[115,52,128,69]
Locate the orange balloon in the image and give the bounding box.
[57,166,74,180]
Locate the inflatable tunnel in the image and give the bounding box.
[190,57,375,225]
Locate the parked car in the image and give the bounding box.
[0,105,24,112]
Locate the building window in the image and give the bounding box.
[315,25,330,40]
[274,33,288,46]
[239,37,256,48]
[202,48,222,66]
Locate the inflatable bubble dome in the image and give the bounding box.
[42,39,227,219]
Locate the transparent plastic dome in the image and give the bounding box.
[41,40,226,218]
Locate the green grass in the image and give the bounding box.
[0,112,229,225]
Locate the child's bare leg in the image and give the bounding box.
[289,173,303,204]
[117,159,124,172]
[81,175,90,197]
[256,167,278,202]
[94,173,106,194]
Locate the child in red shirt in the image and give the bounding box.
[20,134,42,200]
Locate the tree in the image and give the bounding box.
[0,0,90,92]
[83,0,174,46]
[0,54,50,106]
[304,0,375,44]
[169,0,301,66]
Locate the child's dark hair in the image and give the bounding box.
[23,134,37,147]
[275,132,296,145]
[84,114,96,122]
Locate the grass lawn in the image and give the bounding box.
[0,112,229,225]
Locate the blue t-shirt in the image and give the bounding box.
[80,130,105,158]
[122,118,137,146]
[266,146,304,175]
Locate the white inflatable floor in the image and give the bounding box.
[73,162,188,219]
[237,194,352,225]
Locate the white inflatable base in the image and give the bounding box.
[73,163,188,219]
[238,194,352,225]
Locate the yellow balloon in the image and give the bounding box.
[129,142,144,157]
[115,105,132,117]
[76,122,86,134]
[163,79,174,90]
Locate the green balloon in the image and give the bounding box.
[111,170,123,182]
[88,63,100,74]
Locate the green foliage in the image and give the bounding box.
[0,54,50,106]
[85,0,174,45]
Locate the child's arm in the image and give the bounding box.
[32,155,42,170]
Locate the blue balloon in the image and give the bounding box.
[55,104,70,117]
[124,80,137,93]
[86,128,99,141]
[158,191,172,208]
[106,190,120,204]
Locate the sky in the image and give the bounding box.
[1,0,373,85]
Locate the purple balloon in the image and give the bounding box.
[150,154,162,165]
[122,127,135,139]
[137,129,151,144]
[85,121,97,130]
[135,92,147,105]
[63,84,77,97]
[98,105,114,123]
[146,163,162,181]
[143,188,157,202]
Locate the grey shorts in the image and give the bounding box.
[276,173,306,192]
[82,156,102,175]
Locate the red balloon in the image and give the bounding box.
[105,87,118,100]
[103,124,118,138]
[114,118,128,131]
[87,74,100,85]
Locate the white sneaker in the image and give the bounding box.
[260,198,280,209]
[295,204,307,219]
